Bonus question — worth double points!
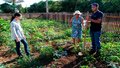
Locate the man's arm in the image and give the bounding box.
[91,13,103,23]
[91,18,102,23]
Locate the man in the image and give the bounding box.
[86,3,104,57]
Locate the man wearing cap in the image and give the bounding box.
[86,3,104,57]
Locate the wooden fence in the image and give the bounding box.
[0,13,120,33]
[0,13,120,22]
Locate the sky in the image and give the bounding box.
[0,0,57,7]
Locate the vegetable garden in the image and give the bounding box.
[0,18,120,68]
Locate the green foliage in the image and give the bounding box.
[0,18,120,67]
[0,3,26,13]
[0,3,15,13]
[101,42,120,63]
[64,28,71,37]
[101,32,120,43]
[26,0,120,13]
[0,18,9,32]
[16,4,25,13]
[17,56,45,68]
[44,28,56,40]
[71,44,82,53]
[102,0,120,13]
[0,18,11,46]
[109,56,120,62]
[53,47,67,59]
[0,64,6,68]
[80,65,89,68]
[39,46,55,57]
[28,2,46,13]
[1,0,120,13]
[49,1,62,12]
[16,53,53,68]
[83,54,96,63]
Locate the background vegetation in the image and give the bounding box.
[0,0,120,13]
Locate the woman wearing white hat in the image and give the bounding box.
[70,10,84,44]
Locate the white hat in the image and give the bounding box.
[73,10,82,15]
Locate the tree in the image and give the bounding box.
[16,4,25,13]
[49,1,62,12]
[27,2,46,13]
[3,0,24,12]
[60,0,76,12]
[0,3,14,13]
[27,0,120,13]
[102,0,120,13]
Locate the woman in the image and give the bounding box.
[10,13,30,57]
[70,10,84,44]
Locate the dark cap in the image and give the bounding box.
[91,3,99,7]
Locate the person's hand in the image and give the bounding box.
[16,37,20,42]
[86,16,90,21]
[86,15,92,23]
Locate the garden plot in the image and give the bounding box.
[0,18,120,68]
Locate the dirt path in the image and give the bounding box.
[0,42,109,68]
[0,46,15,64]
[0,46,40,67]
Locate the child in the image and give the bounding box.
[10,13,30,57]
[70,10,84,44]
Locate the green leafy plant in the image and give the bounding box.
[83,55,96,64]
[53,47,67,59]
[64,28,71,37]
[0,18,10,46]
[109,56,120,62]
[100,42,120,64]
[39,46,55,57]
[80,65,89,68]
[17,56,45,68]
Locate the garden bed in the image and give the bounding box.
[0,18,120,68]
